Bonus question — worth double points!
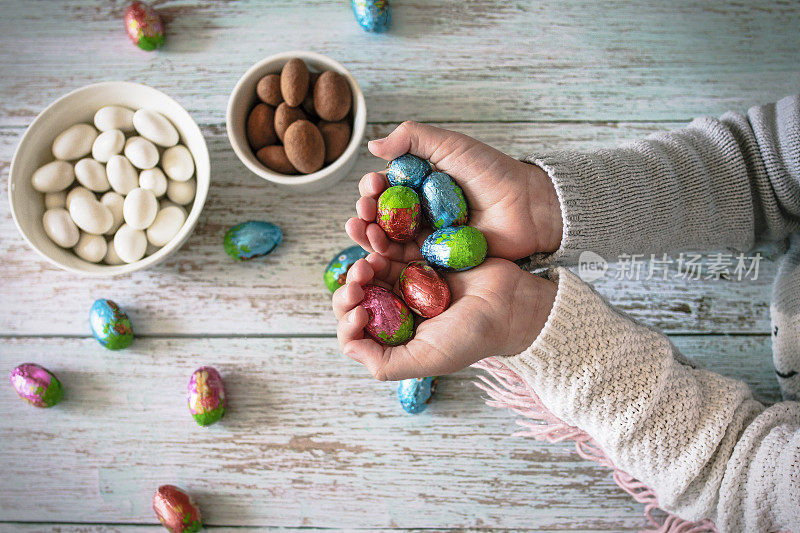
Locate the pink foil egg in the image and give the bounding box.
[153,484,202,533]
[361,285,414,346]
[124,1,165,51]
[187,366,226,426]
[9,363,63,408]
[399,261,451,318]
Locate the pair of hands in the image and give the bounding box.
[332,121,562,381]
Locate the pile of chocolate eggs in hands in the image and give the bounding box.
[32,106,195,264]
[364,154,488,346]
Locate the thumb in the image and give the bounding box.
[368,120,474,167]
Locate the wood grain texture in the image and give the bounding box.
[0,335,779,528]
[0,0,797,126]
[0,122,777,336]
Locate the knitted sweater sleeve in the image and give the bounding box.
[525,95,800,265]
[503,267,800,531]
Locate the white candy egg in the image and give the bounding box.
[104,238,125,265]
[94,106,135,133]
[161,145,194,181]
[52,124,97,161]
[139,168,167,197]
[106,155,139,195]
[44,191,67,209]
[43,208,80,248]
[74,232,108,263]
[124,136,159,170]
[100,191,125,235]
[32,160,74,192]
[114,224,147,263]
[123,187,158,230]
[68,196,113,235]
[74,158,110,192]
[166,178,196,205]
[132,109,179,147]
[91,129,125,163]
[66,186,96,210]
[146,206,186,247]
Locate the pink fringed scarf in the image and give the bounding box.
[473,357,718,533]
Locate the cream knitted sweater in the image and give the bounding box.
[509,95,800,532]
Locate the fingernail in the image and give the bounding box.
[348,311,357,324]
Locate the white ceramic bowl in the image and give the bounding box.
[227,51,366,193]
[8,81,210,276]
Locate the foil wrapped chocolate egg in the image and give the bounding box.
[90,299,134,350]
[377,186,421,242]
[187,366,226,427]
[324,245,368,292]
[398,376,438,414]
[386,154,430,189]
[124,1,165,51]
[361,285,413,346]
[9,363,63,408]
[153,485,202,533]
[399,261,451,318]
[352,0,391,33]
[420,172,468,230]
[224,221,282,261]
[421,226,487,272]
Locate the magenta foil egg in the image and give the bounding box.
[9,363,63,408]
[361,285,414,346]
[187,366,226,427]
[398,261,451,318]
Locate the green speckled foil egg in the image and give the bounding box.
[377,185,421,242]
[420,226,487,271]
[324,245,368,292]
[90,299,134,350]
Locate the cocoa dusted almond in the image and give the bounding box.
[280,58,309,107]
[256,74,282,106]
[246,103,277,150]
[313,71,351,122]
[274,103,307,142]
[256,145,298,175]
[284,120,325,174]
[318,120,352,163]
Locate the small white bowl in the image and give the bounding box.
[227,51,366,193]
[8,81,210,277]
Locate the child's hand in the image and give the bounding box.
[333,253,556,380]
[346,121,563,262]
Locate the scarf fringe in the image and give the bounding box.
[472,357,718,533]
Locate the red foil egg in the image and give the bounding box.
[399,261,451,318]
[153,485,202,533]
[376,186,421,242]
[124,1,165,51]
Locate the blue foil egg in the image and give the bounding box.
[324,245,368,292]
[398,376,438,413]
[420,172,469,230]
[386,154,430,189]
[224,221,283,261]
[421,225,488,271]
[352,0,390,33]
[89,299,134,350]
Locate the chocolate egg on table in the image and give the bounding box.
[399,261,451,318]
[386,154,430,189]
[9,363,63,408]
[352,0,391,32]
[421,226,487,272]
[187,366,226,426]
[361,285,413,346]
[124,1,165,51]
[377,186,421,243]
[420,172,468,230]
[224,221,282,261]
[398,376,438,414]
[89,299,134,350]
[324,245,368,292]
[153,485,202,533]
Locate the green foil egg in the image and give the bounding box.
[377,185,421,242]
[420,226,487,271]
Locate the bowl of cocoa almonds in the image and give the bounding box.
[226,51,366,193]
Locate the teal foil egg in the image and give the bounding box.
[324,245,368,292]
[352,0,390,33]
[421,226,487,271]
[398,376,438,413]
[224,221,282,261]
[90,299,134,350]
[420,172,468,229]
[386,154,430,189]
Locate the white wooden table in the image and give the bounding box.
[1,1,798,531]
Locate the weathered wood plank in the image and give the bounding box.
[1,526,641,533]
[0,335,779,528]
[0,0,797,126]
[0,122,777,336]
